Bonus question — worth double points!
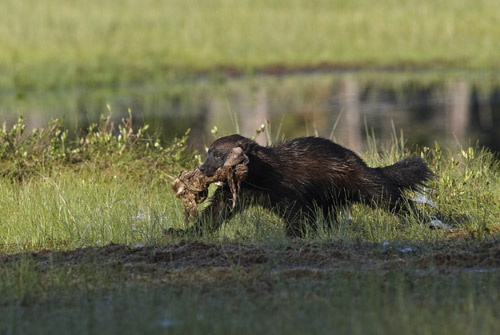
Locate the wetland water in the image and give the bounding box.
[1,71,500,154]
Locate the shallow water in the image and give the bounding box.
[1,70,499,154]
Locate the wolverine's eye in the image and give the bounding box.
[214,151,222,159]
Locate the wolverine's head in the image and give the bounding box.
[199,134,254,177]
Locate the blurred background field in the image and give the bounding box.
[2,0,500,90]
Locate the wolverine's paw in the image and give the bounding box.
[163,227,183,236]
[163,227,202,238]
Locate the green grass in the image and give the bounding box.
[1,268,499,335]
[0,115,499,250]
[2,0,500,91]
[2,137,498,251]
[0,118,499,334]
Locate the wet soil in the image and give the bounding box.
[2,240,499,274]
[199,62,463,78]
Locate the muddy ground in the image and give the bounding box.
[2,239,500,274]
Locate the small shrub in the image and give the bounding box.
[0,110,197,181]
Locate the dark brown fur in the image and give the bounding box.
[172,134,433,237]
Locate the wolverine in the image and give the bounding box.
[170,134,433,237]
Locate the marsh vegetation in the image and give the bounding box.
[0,117,499,334]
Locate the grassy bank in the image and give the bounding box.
[2,0,500,91]
[1,115,499,251]
[0,118,499,334]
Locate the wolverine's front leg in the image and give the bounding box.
[166,185,241,237]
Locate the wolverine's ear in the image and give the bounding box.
[224,147,249,167]
[234,137,257,153]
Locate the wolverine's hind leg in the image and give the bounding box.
[389,198,429,223]
[280,202,339,238]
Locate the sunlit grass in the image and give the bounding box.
[1,126,498,251]
[1,0,500,91]
[0,173,179,251]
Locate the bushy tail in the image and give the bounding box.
[379,157,433,191]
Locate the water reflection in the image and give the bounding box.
[1,71,499,154]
